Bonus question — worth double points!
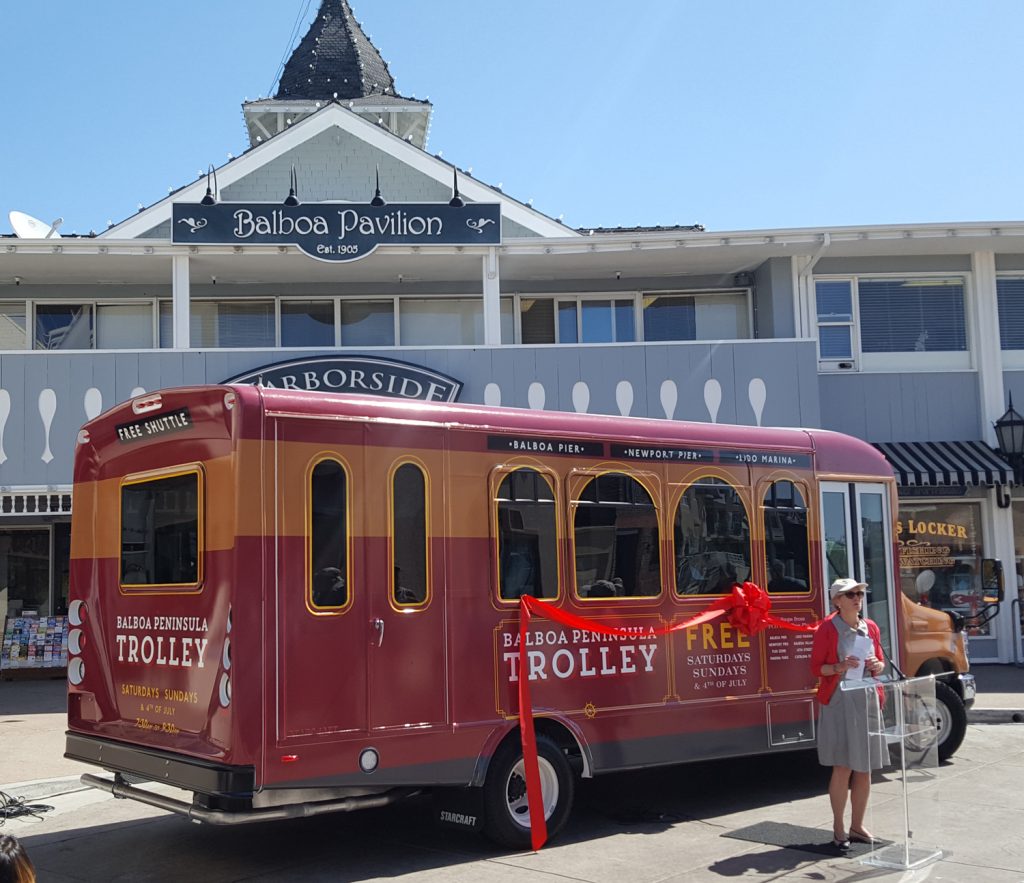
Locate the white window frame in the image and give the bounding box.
[26,299,160,352]
[996,274,1024,370]
[813,273,973,373]
[277,297,342,348]
[813,279,859,371]
[640,288,754,344]
[554,293,640,345]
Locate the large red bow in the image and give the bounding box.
[708,581,813,637]
[517,582,819,851]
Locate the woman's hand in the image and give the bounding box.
[837,655,859,672]
[865,655,884,676]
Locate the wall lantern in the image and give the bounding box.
[993,391,1024,506]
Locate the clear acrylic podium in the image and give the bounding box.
[839,674,943,870]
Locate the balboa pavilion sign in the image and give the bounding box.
[172,200,501,262]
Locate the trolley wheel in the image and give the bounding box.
[934,679,968,761]
[482,733,575,849]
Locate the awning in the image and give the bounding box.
[872,441,1013,487]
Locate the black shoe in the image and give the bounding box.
[832,836,851,850]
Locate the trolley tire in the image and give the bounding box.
[934,680,967,761]
[482,733,575,849]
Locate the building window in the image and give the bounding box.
[573,472,660,598]
[0,302,27,350]
[997,277,1024,351]
[675,478,751,595]
[399,298,483,345]
[816,276,969,371]
[517,296,636,344]
[763,480,810,594]
[96,304,154,349]
[193,301,275,348]
[281,300,335,347]
[500,297,515,344]
[34,303,93,349]
[815,280,854,361]
[496,468,558,600]
[560,298,636,343]
[859,278,966,353]
[310,459,348,610]
[643,292,750,342]
[341,300,395,346]
[0,529,51,618]
[520,298,555,344]
[392,463,427,606]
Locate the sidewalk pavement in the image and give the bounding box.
[966,662,1024,722]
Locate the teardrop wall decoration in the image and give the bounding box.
[615,380,634,416]
[748,378,767,427]
[703,379,722,424]
[483,383,501,407]
[84,387,103,421]
[571,381,590,414]
[527,382,545,410]
[0,389,9,465]
[660,380,677,420]
[39,388,57,464]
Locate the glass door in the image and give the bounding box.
[819,482,897,664]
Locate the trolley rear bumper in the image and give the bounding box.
[66,732,254,796]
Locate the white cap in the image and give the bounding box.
[829,577,868,600]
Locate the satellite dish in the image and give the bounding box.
[9,211,63,239]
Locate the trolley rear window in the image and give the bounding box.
[120,471,202,589]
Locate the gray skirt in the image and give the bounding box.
[817,683,887,772]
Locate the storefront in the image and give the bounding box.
[0,522,70,624]
[897,497,995,645]
[876,441,1016,663]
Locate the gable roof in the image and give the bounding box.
[103,102,578,240]
[276,0,399,102]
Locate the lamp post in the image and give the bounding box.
[994,392,1024,492]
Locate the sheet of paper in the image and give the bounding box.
[845,633,874,681]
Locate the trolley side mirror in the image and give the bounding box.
[981,559,1004,605]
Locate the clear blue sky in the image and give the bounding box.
[3,1,1021,236]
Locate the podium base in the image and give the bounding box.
[862,843,943,871]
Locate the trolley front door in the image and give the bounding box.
[819,481,898,663]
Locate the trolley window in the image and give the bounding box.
[120,471,201,589]
[392,463,427,606]
[310,458,348,610]
[497,468,558,600]
[573,472,660,598]
[763,480,811,593]
[675,477,751,595]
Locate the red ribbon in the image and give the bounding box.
[517,581,819,851]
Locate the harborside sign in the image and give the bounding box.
[172,201,502,262]
[223,356,463,402]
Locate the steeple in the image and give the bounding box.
[242,0,432,149]
[275,0,396,101]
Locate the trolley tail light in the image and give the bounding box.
[217,605,233,707]
[68,600,88,686]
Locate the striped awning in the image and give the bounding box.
[872,441,1013,487]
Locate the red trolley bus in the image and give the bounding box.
[65,384,972,847]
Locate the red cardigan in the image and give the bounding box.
[809,612,884,705]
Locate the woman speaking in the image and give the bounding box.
[810,577,886,849]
